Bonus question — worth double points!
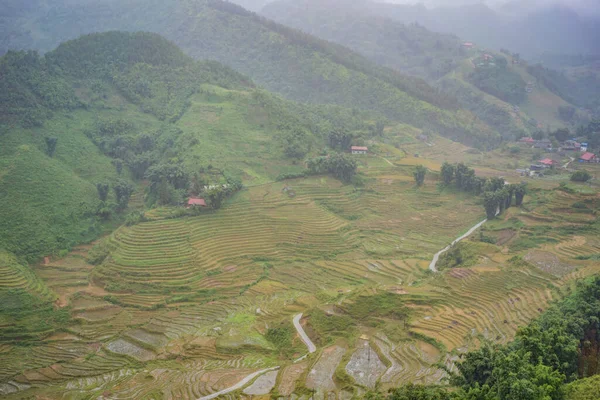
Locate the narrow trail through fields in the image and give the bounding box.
[429,219,488,272]
[293,313,317,353]
[197,367,280,400]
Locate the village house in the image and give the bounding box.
[351,146,368,155]
[580,143,589,152]
[533,139,552,150]
[519,137,535,146]
[463,42,474,49]
[539,158,558,168]
[579,152,597,163]
[186,197,207,208]
[562,140,581,151]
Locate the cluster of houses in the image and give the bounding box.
[516,136,597,177]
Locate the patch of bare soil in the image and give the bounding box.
[278,362,308,396]
[106,339,156,361]
[345,340,386,388]
[243,370,278,395]
[524,250,577,277]
[306,346,346,391]
[496,230,517,246]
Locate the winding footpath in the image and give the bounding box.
[293,313,317,353]
[429,218,488,272]
[197,314,316,399]
[197,367,280,400]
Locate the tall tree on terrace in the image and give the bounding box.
[483,191,499,219]
[515,183,527,206]
[440,162,455,185]
[413,165,427,187]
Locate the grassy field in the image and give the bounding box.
[1,148,598,398]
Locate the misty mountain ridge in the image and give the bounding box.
[256,0,599,57]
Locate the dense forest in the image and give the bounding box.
[0,0,502,147]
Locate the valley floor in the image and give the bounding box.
[1,148,599,399]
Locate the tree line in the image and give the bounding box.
[439,162,526,219]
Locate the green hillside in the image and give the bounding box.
[0,31,378,262]
[262,0,599,136]
[0,0,500,147]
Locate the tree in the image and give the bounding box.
[571,171,592,182]
[505,185,516,209]
[414,165,427,187]
[114,180,134,211]
[45,137,58,157]
[497,189,509,214]
[205,186,226,209]
[440,162,455,185]
[483,192,499,219]
[96,183,110,202]
[553,127,571,142]
[515,183,527,206]
[558,106,576,123]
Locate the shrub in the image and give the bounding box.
[570,171,592,182]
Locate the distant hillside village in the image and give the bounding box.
[516,136,597,177]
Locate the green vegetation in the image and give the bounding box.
[468,55,527,104]
[0,0,502,147]
[436,242,477,270]
[571,171,592,183]
[413,165,427,187]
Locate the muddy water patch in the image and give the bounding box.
[106,338,156,361]
[345,340,386,388]
[306,345,346,391]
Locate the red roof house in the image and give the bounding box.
[187,198,207,207]
[351,146,368,154]
[463,42,474,48]
[580,152,596,162]
[539,158,557,167]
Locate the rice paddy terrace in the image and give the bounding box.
[1,157,599,399]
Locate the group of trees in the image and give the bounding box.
[306,152,358,183]
[468,55,527,105]
[440,162,526,219]
[367,276,600,399]
[94,180,134,219]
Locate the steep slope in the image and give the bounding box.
[0,0,499,146]
[262,0,466,81]
[0,31,373,261]
[262,0,533,138]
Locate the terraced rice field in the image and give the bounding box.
[1,159,598,399]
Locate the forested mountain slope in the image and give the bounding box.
[262,0,467,81]
[0,0,499,147]
[0,31,376,261]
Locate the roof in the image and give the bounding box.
[187,198,207,206]
[463,42,474,46]
[539,159,555,165]
[351,146,368,151]
[580,152,596,161]
[519,137,535,143]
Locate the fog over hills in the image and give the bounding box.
[256,0,600,57]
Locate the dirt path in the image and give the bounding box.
[293,313,316,354]
[429,219,488,272]
[197,367,279,400]
[563,157,575,170]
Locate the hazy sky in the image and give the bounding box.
[379,0,600,15]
